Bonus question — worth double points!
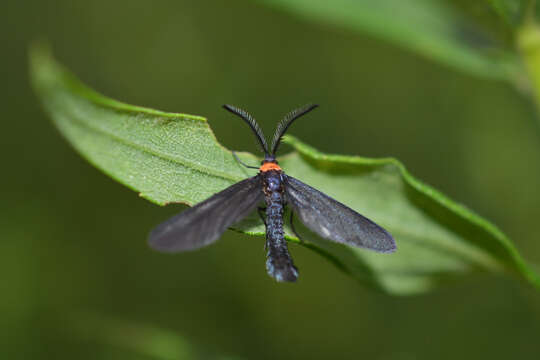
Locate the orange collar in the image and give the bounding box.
[259,162,281,172]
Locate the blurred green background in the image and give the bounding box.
[3,1,540,359]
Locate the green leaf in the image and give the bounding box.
[29,45,249,207]
[30,46,540,295]
[255,0,523,81]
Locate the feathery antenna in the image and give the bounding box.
[223,104,269,154]
[270,104,318,155]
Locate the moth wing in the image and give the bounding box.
[149,176,263,252]
[284,175,396,253]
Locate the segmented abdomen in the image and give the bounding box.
[265,191,298,282]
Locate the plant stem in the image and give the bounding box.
[517,1,540,113]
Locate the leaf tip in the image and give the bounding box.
[28,40,53,72]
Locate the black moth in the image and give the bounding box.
[149,104,396,282]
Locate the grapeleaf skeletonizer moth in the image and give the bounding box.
[149,105,396,282]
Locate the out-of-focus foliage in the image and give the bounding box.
[257,0,540,117]
[485,0,529,25]
[256,0,523,80]
[71,312,242,360]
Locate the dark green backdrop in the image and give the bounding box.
[2,1,540,359]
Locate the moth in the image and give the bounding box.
[149,104,396,282]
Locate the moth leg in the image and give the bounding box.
[257,207,267,227]
[289,211,304,244]
[257,207,269,250]
[232,151,259,169]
